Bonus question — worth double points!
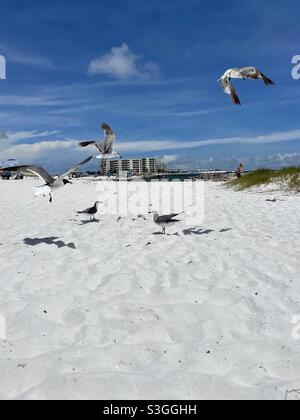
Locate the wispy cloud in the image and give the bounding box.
[0,44,55,70]
[88,43,160,81]
[117,129,300,153]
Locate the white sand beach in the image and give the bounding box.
[0,178,300,400]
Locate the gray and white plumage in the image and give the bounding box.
[5,156,93,202]
[153,212,183,234]
[77,201,103,221]
[79,123,120,159]
[219,67,275,105]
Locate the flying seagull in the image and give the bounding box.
[5,156,93,203]
[153,212,183,235]
[219,67,275,105]
[77,201,103,222]
[79,123,121,160]
[79,123,121,175]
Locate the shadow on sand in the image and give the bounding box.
[69,218,101,225]
[79,219,101,225]
[219,228,233,233]
[152,227,233,237]
[183,228,215,236]
[152,232,180,236]
[23,237,76,250]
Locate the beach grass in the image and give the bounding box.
[229,167,300,192]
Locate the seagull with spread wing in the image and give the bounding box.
[79,123,121,159]
[4,156,93,203]
[79,123,121,175]
[219,67,275,105]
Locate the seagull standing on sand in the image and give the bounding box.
[79,123,121,174]
[153,212,183,235]
[77,201,103,222]
[219,67,275,105]
[5,156,93,203]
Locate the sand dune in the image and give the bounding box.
[0,178,300,400]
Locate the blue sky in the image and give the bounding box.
[0,0,300,172]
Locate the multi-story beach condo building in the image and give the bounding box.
[101,158,157,176]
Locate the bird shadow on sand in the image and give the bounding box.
[69,219,100,225]
[23,237,76,250]
[152,232,180,236]
[79,219,101,225]
[183,228,215,236]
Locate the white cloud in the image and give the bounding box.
[161,155,180,164]
[1,128,300,172]
[0,140,75,161]
[0,130,61,157]
[88,43,160,80]
[257,153,300,167]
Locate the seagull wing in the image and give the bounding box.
[156,213,182,223]
[239,67,274,85]
[239,67,260,80]
[58,156,93,180]
[220,77,241,105]
[3,165,54,184]
[79,141,104,153]
[227,69,244,79]
[101,123,116,154]
[77,206,93,214]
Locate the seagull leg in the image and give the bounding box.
[49,193,53,203]
[162,227,166,235]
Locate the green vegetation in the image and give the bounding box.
[229,167,300,192]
